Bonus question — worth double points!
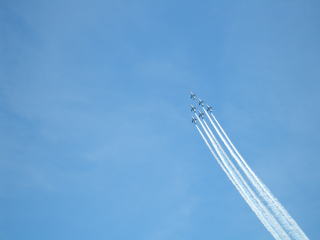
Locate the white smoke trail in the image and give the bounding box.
[195,124,281,240]
[204,110,309,240]
[196,117,286,240]
[208,111,309,240]
[199,117,290,240]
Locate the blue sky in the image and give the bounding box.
[1,0,320,239]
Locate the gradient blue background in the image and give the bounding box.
[1,0,319,239]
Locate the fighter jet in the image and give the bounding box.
[198,99,204,106]
[198,112,205,119]
[206,105,213,113]
[190,92,197,100]
[190,105,196,112]
[192,117,197,124]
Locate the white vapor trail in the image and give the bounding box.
[200,118,291,240]
[196,116,288,240]
[203,110,309,240]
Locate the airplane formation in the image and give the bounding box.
[189,92,309,240]
[190,92,213,123]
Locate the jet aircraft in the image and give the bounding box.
[206,105,213,112]
[190,105,196,112]
[198,112,205,119]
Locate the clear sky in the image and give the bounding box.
[1,0,320,239]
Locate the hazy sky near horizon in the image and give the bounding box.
[1,0,320,239]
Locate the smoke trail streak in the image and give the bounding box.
[196,117,285,240]
[195,124,281,240]
[199,117,290,240]
[205,111,295,237]
[204,110,309,240]
[207,111,309,240]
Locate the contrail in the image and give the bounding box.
[189,92,309,240]
[197,116,290,240]
[204,110,309,240]
[195,124,282,240]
